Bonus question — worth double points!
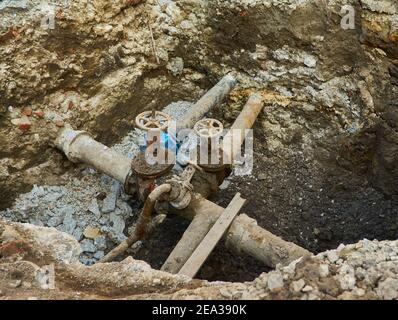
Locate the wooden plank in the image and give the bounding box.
[178,193,246,278]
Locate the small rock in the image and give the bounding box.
[72,228,83,241]
[47,215,63,227]
[291,279,305,292]
[33,110,45,118]
[88,198,101,217]
[8,279,22,288]
[55,120,64,127]
[258,173,267,181]
[94,251,104,260]
[180,20,194,30]
[94,24,113,35]
[302,285,314,292]
[60,212,77,234]
[313,228,321,236]
[153,278,161,285]
[219,179,231,190]
[167,57,184,76]
[327,250,339,263]
[319,264,329,277]
[80,239,97,253]
[21,107,32,116]
[11,117,31,131]
[94,236,107,250]
[267,272,284,291]
[303,56,317,68]
[83,226,101,239]
[109,212,126,241]
[219,288,233,299]
[101,182,120,213]
[339,274,356,290]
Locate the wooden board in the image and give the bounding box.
[178,193,246,278]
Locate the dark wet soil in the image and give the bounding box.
[134,216,268,282]
[132,104,398,283]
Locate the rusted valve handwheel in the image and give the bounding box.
[135,110,172,131]
[193,118,224,139]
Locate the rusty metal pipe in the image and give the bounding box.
[55,126,132,184]
[55,74,235,185]
[100,183,172,263]
[223,93,264,164]
[162,194,310,273]
[231,92,264,132]
[178,74,236,130]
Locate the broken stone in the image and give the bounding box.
[11,117,31,131]
[60,212,76,234]
[167,57,184,76]
[109,212,126,242]
[101,182,120,213]
[94,236,107,250]
[72,228,83,242]
[219,179,231,190]
[303,56,317,68]
[33,110,44,118]
[93,251,105,260]
[327,250,339,263]
[47,215,63,227]
[267,272,284,291]
[258,173,267,181]
[302,285,314,292]
[319,264,329,277]
[291,279,305,292]
[21,107,32,116]
[8,279,22,288]
[88,198,101,217]
[80,239,97,253]
[339,274,356,290]
[83,226,101,239]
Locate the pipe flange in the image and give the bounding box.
[55,127,90,163]
[131,151,173,179]
[135,110,172,131]
[167,179,193,210]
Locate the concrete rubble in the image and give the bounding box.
[1,220,398,299]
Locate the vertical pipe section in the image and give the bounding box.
[100,184,172,263]
[178,74,237,130]
[223,92,264,165]
[55,127,132,184]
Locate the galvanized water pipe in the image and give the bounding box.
[178,74,237,130]
[55,126,132,184]
[163,194,310,273]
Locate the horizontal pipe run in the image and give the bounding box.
[225,214,310,268]
[55,127,132,184]
[165,194,310,272]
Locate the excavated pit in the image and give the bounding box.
[1,0,398,295]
